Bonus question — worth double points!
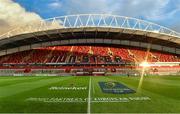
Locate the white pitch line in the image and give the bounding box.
[87,76,91,114]
[92,78,95,94]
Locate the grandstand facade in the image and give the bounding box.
[0,14,179,76]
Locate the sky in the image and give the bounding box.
[0,0,180,34]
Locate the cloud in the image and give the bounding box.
[117,0,169,19]
[59,0,170,18]
[58,0,180,32]
[170,19,180,32]
[147,8,180,21]
[1,0,179,35]
[48,0,62,9]
[0,0,42,34]
[62,0,116,14]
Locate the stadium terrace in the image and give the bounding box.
[0,14,179,76]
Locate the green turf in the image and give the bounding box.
[0,76,180,113]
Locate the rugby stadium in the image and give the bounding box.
[0,14,180,113]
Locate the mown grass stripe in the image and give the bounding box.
[0,77,48,87]
[0,77,73,98]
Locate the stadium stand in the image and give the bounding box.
[0,46,179,64]
[0,14,179,76]
[0,46,179,76]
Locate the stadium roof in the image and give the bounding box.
[0,14,179,56]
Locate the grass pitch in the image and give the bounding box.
[0,76,180,113]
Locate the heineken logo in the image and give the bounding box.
[98,81,136,94]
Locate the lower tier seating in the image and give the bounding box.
[0,46,179,63]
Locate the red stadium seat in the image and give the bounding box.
[0,46,179,64]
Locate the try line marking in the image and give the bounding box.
[87,76,91,114]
